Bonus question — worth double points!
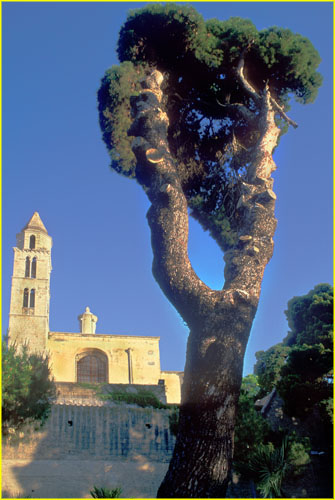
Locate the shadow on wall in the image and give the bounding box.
[2,403,176,498]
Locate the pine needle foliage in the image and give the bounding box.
[278,283,333,421]
[254,284,333,419]
[98,4,322,250]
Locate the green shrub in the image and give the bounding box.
[287,438,310,467]
[234,375,271,462]
[236,434,311,498]
[2,341,56,435]
[168,406,180,436]
[78,383,168,409]
[78,382,103,390]
[244,437,290,498]
[98,388,168,409]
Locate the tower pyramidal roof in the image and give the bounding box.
[23,212,48,234]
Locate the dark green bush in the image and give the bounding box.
[99,388,167,409]
[2,341,56,435]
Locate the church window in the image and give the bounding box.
[31,258,37,278]
[77,351,108,383]
[29,235,36,249]
[25,257,31,277]
[23,288,29,307]
[30,289,35,308]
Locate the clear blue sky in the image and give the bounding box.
[2,2,333,376]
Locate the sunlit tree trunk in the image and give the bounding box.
[129,69,280,497]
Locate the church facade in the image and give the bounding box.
[7,213,183,404]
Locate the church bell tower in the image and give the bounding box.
[8,212,52,352]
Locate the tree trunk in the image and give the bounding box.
[129,70,280,498]
[157,302,256,497]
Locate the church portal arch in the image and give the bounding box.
[76,348,108,383]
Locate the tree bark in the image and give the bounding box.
[129,69,281,498]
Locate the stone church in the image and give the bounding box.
[7,212,183,404]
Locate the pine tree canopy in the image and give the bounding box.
[283,283,333,349]
[98,4,322,250]
[253,284,333,422]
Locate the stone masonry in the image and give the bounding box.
[2,397,176,498]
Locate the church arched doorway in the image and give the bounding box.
[76,349,108,383]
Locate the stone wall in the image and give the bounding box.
[2,401,176,498]
[48,332,162,386]
[160,371,183,406]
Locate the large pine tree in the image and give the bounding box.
[98,5,322,497]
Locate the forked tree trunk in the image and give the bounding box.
[129,70,280,498]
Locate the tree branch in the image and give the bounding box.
[129,70,284,322]
[236,45,298,129]
[236,45,261,105]
[216,99,257,126]
[129,71,215,323]
[270,96,298,128]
